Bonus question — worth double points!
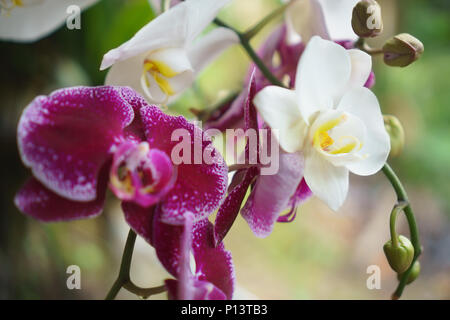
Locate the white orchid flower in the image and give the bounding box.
[0,0,98,42]
[284,0,359,44]
[253,36,390,211]
[100,0,239,105]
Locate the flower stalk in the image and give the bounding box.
[382,163,422,299]
[213,17,285,87]
[105,229,166,300]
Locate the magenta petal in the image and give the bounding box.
[203,91,246,132]
[214,167,258,246]
[152,211,185,277]
[17,86,136,202]
[14,177,105,222]
[241,152,304,237]
[122,202,155,244]
[165,278,227,300]
[154,214,234,300]
[140,106,228,225]
[165,279,227,300]
[192,219,234,300]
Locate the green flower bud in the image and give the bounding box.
[397,261,421,284]
[383,235,414,273]
[383,33,424,67]
[351,0,383,38]
[384,115,405,157]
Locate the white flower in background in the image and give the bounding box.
[101,0,238,105]
[0,0,98,42]
[253,36,390,210]
[284,0,359,44]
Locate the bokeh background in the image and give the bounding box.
[0,0,449,299]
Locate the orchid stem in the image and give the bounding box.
[105,229,167,300]
[355,38,383,55]
[389,201,408,248]
[213,18,285,88]
[382,163,422,300]
[243,1,292,40]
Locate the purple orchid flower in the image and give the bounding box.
[15,85,233,299]
[15,86,227,228]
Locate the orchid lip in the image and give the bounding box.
[109,141,177,207]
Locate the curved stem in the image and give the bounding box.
[123,282,167,298]
[389,201,408,247]
[243,1,292,40]
[382,163,422,299]
[105,229,137,300]
[214,18,285,88]
[105,229,168,300]
[355,38,383,55]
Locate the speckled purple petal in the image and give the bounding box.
[165,279,227,300]
[17,86,137,202]
[241,152,304,238]
[191,219,234,299]
[140,105,228,225]
[122,202,156,244]
[153,213,234,300]
[14,177,106,222]
[214,168,258,246]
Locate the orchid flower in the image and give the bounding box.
[100,0,238,105]
[0,0,98,42]
[204,24,374,132]
[253,36,390,211]
[214,71,312,241]
[284,0,359,44]
[15,86,228,234]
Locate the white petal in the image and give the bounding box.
[337,87,390,175]
[104,54,148,98]
[346,49,372,90]
[100,0,230,70]
[0,0,98,43]
[253,86,307,153]
[304,149,349,211]
[148,47,193,74]
[318,0,359,41]
[285,0,330,44]
[187,27,238,73]
[295,36,352,122]
[100,4,188,70]
[183,0,231,43]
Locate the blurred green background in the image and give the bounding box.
[0,0,449,299]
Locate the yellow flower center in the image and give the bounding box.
[313,114,362,155]
[141,59,179,99]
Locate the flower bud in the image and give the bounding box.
[384,115,405,157]
[383,235,414,273]
[397,261,420,284]
[352,0,383,38]
[383,33,424,67]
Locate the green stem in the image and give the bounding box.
[214,18,285,87]
[243,1,292,40]
[105,229,137,300]
[355,38,383,55]
[389,201,408,247]
[105,229,167,300]
[123,282,167,298]
[382,163,422,299]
